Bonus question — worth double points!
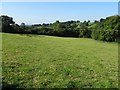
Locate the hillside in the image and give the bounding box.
[2,33,118,88]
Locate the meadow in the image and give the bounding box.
[2,33,118,88]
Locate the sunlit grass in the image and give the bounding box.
[2,33,118,88]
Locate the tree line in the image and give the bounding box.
[0,15,120,42]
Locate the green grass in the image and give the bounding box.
[2,33,118,88]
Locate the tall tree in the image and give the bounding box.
[1,15,15,33]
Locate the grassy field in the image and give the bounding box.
[2,33,118,88]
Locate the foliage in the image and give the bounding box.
[1,15,120,42]
[91,15,120,42]
[0,15,15,33]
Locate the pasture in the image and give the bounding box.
[2,33,118,88]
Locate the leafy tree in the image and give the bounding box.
[1,15,119,42]
[21,23,25,29]
[1,15,15,33]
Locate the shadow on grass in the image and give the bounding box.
[2,82,22,90]
[1,82,119,90]
[19,33,46,38]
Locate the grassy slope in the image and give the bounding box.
[2,33,118,88]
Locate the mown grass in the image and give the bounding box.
[2,33,118,88]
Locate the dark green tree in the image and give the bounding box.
[1,15,15,33]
